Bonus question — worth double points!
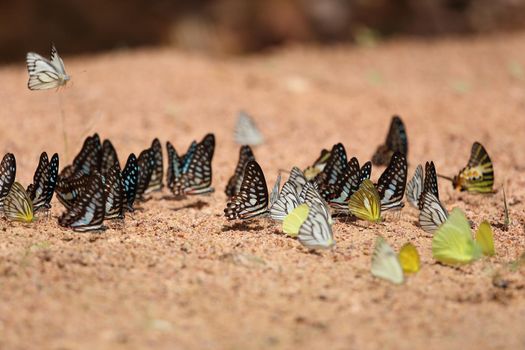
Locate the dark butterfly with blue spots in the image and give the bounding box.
[121,153,139,212]
[372,115,408,166]
[225,145,255,197]
[26,152,59,211]
[375,152,408,211]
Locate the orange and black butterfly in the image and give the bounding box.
[372,116,408,166]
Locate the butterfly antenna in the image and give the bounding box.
[437,174,454,182]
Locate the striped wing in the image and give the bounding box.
[28,152,59,211]
[234,111,264,146]
[423,161,439,200]
[372,115,408,166]
[269,180,301,221]
[136,148,155,199]
[100,139,120,175]
[328,157,362,211]
[145,138,164,193]
[348,179,381,222]
[72,133,102,176]
[453,142,494,193]
[315,143,348,186]
[103,164,125,219]
[418,191,448,234]
[301,182,331,221]
[0,153,17,209]
[121,154,139,212]
[406,164,423,208]
[297,203,335,250]
[288,167,307,195]
[225,145,255,197]
[26,44,69,91]
[58,173,106,232]
[182,133,215,195]
[376,152,408,211]
[55,173,89,210]
[224,160,269,220]
[269,173,281,207]
[4,182,34,223]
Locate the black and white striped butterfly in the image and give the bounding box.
[27,152,59,212]
[135,148,155,200]
[297,203,335,250]
[102,164,125,219]
[100,139,120,175]
[418,190,448,234]
[406,161,439,209]
[55,173,89,210]
[58,172,106,232]
[269,179,301,221]
[72,133,102,176]
[225,145,255,197]
[0,153,16,210]
[145,138,163,193]
[301,182,332,220]
[375,152,408,211]
[288,167,308,196]
[225,160,269,220]
[372,115,408,166]
[234,111,264,146]
[121,153,139,212]
[179,133,215,196]
[328,157,372,213]
[26,44,70,90]
[315,143,348,188]
[423,161,439,200]
[166,140,197,194]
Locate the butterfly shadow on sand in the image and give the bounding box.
[221,221,266,233]
[171,200,209,211]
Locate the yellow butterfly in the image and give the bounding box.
[475,220,495,256]
[4,182,34,223]
[348,179,381,222]
[398,243,421,273]
[452,142,494,193]
[282,204,309,237]
[432,208,482,265]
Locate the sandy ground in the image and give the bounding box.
[1,33,525,350]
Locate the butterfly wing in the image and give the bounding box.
[376,152,408,211]
[58,173,106,232]
[224,160,269,220]
[4,182,34,223]
[73,133,102,176]
[328,157,361,211]
[406,164,423,208]
[304,149,331,180]
[269,173,281,207]
[225,145,255,197]
[269,180,301,221]
[297,203,335,249]
[234,111,264,146]
[100,139,120,175]
[398,243,421,274]
[418,191,448,234]
[371,236,404,284]
[0,153,17,209]
[49,44,68,75]
[423,161,439,200]
[182,134,215,195]
[360,161,372,181]
[475,220,495,256]
[135,148,154,199]
[103,164,125,219]
[288,167,308,195]
[145,138,164,193]
[315,143,348,186]
[121,153,139,212]
[26,44,69,90]
[30,153,59,211]
[453,142,494,193]
[372,115,408,166]
[348,179,381,222]
[55,173,90,210]
[282,203,309,237]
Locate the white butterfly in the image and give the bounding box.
[406,164,423,208]
[297,203,335,250]
[234,111,264,146]
[300,182,332,222]
[371,236,404,284]
[26,44,70,90]
[288,166,307,196]
[269,179,301,221]
[418,191,448,234]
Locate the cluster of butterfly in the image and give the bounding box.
[0,132,215,232]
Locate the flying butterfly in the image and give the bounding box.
[432,208,482,265]
[372,115,408,166]
[58,172,106,232]
[100,139,120,175]
[418,191,448,234]
[121,153,139,212]
[348,179,382,222]
[304,149,331,180]
[234,111,264,146]
[225,160,269,220]
[0,153,17,210]
[145,138,164,193]
[102,164,125,219]
[375,152,408,211]
[371,236,404,285]
[225,145,255,197]
[450,142,494,193]
[296,203,335,250]
[27,152,59,211]
[3,182,34,223]
[26,43,70,90]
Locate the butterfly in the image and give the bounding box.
[418,190,448,234]
[304,149,331,180]
[315,143,348,187]
[432,208,482,265]
[179,133,215,195]
[26,44,70,90]
[166,140,197,194]
[135,148,155,199]
[282,203,309,237]
[270,179,302,221]
[225,145,256,197]
[100,139,120,175]
[301,182,332,220]
[72,133,102,176]
[225,160,269,220]
[372,115,408,166]
[55,172,90,210]
[145,138,164,193]
[406,161,439,208]
[475,220,495,256]
[3,182,34,223]
[348,179,381,222]
[371,236,404,284]
[121,153,139,212]
[234,111,264,146]
[328,157,371,213]
[288,167,308,196]
[296,203,335,250]
[0,153,17,210]
[58,172,106,232]
[398,243,421,274]
[269,173,281,207]
[102,164,125,219]
[452,142,494,193]
[375,152,408,211]
[26,152,59,211]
